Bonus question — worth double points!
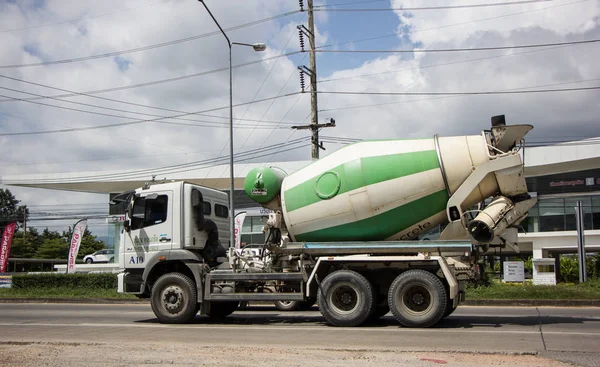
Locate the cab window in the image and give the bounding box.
[131,195,169,230]
[215,204,228,218]
[203,201,211,215]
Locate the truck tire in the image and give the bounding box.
[318,270,374,327]
[388,270,447,328]
[207,301,239,318]
[443,300,458,318]
[275,300,299,311]
[275,298,316,311]
[151,273,198,324]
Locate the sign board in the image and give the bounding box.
[503,261,525,282]
[0,275,12,289]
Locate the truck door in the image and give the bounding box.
[121,190,173,269]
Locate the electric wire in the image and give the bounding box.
[0,0,174,33]
[0,86,293,129]
[0,10,301,68]
[314,0,553,11]
[0,92,301,136]
[0,74,297,125]
[317,86,600,97]
[313,39,600,54]
[8,137,312,183]
[316,0,589,50]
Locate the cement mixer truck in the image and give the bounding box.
[117,115,536,328]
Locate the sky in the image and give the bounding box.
[0,0,599,237]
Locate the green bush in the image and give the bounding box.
[12,273,117,290]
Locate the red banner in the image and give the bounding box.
[1,223,17,273]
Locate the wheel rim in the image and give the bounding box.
[398,284,433,315]
[161,285,185,314]
[328,282,360,314]
[280,301,294,306]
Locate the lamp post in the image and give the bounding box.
[198,1,266,249]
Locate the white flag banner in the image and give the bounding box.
[234,212,247,249]
[67,219,87,273]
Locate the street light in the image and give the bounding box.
[198,1,266,250]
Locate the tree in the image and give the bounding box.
[0,189,28,233]
[35,238,69,259]
[11,228,43,258]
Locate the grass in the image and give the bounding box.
[0,287,139,299]
[467,278,600,300]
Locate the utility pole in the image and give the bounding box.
[298,0,334,159]
[307,0,319,159]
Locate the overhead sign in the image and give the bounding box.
[503,261,525,282]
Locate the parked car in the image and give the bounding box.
[83,249,114,264]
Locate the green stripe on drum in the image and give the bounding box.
[284,150,440,212]
[293,190,448,242]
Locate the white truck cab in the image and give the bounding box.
[118,181,230,296]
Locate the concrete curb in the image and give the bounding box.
[1,298,600,307]
[463,299,600,307]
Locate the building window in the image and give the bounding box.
[215,204,228,218]
[527,195,599,232]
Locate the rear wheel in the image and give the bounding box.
[151,273,198,324]
[275,300,299,311]
[318,270,374,327]
[207,301,239,318]
[443,299,458,318]
[388,270,447,328]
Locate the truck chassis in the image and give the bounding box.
[119,240,476,328]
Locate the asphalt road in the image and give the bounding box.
[0,303,599,366]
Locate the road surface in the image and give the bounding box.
[0,303,599,366]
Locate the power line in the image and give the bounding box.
[318,43,576,84]
[316,0,588,50]
[317,0,388,7]
[319,79,600,112]
[313,39,600,54]
[0,51,302,99]
[0,10,300,69]
[9,138,312,183]
[317,86,600,96]
[0,86,294,129]
[0,92,301,136]
[0,74,298,125]
[314,0,553,11]
[0,0,174,33]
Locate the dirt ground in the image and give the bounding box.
[0,341,576,367]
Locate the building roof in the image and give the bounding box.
[2,138,599,194]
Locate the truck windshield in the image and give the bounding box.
[131,195,168,230]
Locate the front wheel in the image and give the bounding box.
[151,273,198,324]
[388,270,447,328]
[85,258,93,264]
[318,270,374,327]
